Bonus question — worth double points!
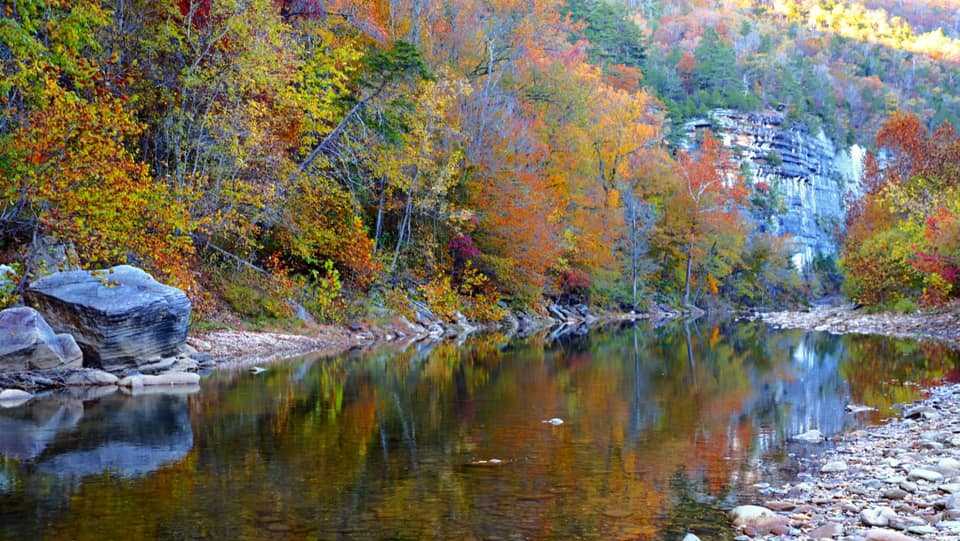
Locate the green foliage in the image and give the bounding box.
[300,260,344,324]
[0,264,20,309]
[564,0,647,68]
[217,269,295,324]
[842,227,925,307]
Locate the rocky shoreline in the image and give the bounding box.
[0,264,664,400]
[752,305,960,347]
[732,384,960,541]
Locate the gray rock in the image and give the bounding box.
[809,522,843,539]
[900,481,919,493]
[906,525,936,535]
[0,307,82,371]
[65,369,118,387]
[883,489,909,500]
[908,469,944,483]
[25,266,191,372]
[864,528,917,541]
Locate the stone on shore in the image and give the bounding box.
[808,522,843,539]
[864,528,918,541]
[118,372,200,388]
[861,507,896,527]
[0,307,82,371]
[0,388,33,406]
[907,468,943,483]
[65,369,119,387]
[821,460,848,473]
[730,505,777,527]
[25,266,191,372]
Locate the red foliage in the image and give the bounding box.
[178,0,210,27]
[448,234,481,264]
[561,269,591,293]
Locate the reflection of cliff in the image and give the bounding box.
[0,390,194,479]
[741,332,853,453]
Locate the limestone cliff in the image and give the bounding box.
[683,109,864,268]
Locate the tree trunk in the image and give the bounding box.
[373,177,386,253]
[683,243,693,308]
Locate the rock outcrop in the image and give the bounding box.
[24,266,191,372]
[0,307,83,372]
[684,109,863,268]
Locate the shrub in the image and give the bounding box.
[300,260,344,323]
[420,275,461,322]
[842,227,925,307]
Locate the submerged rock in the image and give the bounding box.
[25,266,190,372]
[794,429,825,443]
[0,307,82,372]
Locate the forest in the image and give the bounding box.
[2,0,960,327]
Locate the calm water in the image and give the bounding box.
[1,321,958,541]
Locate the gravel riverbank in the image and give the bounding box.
[755,305,960,347]
[734,384,960,541]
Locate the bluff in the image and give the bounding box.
[684,110,864,268]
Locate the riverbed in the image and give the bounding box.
[0,321,957,540]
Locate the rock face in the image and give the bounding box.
[0,307,82,371]
[24,266,191,372]
[684,109,863,268]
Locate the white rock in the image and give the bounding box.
[822,461,849,473]
[861,507,897,527]
[0,389,32,405]
[119,371,200,387]
[682,534,701,541]
[908,469,944,482]
[939,458,960,471]
[940,483,960,494]
[730,505,775,528]
[542,418,564,426]
[794,429,825,443]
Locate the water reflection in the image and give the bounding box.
[0,322,957,541]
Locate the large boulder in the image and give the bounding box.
[24,266,190,372]
[0,307,82,372]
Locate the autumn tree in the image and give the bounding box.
[670,131,748,307]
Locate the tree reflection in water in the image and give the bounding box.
[0,321,956,540]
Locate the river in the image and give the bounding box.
[0,321,957,540]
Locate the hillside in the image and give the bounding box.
[2,0,960,326]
